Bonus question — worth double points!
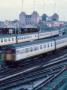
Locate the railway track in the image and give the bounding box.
[0,50,67,79]
[0,47,67,79]
[0,55,67,90]
[32,68,65,90]
[0,48,67,89]
[0,64,65,90]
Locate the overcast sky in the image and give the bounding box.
[0,0,67,21]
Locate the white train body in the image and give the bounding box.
[0,30,62,46]
[16,41,55,61]
[16,36,67,61]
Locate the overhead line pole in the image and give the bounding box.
[33,0,36,11]
[22,0,24,11]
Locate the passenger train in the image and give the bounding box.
[0,29,64,46]
[4,35,67,62]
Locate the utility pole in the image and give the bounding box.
[33,0,36,11]
[22,0,24,11]
[54,1,57,13]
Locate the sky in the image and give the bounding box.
[0,0,67,21]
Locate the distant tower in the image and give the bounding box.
[31,11,40,25]
[32,0,40,25]
[51,13,59,21]
[19,0,26,27]
[51,1,59,21]
[19,12,26,27]
[42,14,48,21]
[19,0,40,26]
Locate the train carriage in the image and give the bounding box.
[0,29,64,46]
[4,38,55,62]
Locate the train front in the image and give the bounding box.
[4,47,16,65]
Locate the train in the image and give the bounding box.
[0,29,64,46]
[3,35,67,62]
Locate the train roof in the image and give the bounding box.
[0,34,16,38]
[6,38,55,49]
[40,29,59,32]
[0,32,38,37]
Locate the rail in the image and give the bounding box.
[32,68,65,90]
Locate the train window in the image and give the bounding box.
[30,47,33,52]
[18,37,21,39]
[40,45,42,49]
[51,43,53,46]
[22,36,24,39]
[48,44,49,47]
[1,39,3,42]
[19,37,21,39]
[12,38,14,41]
[8,38,10,41]
[23,37,25,39]
[34,47,38,51]
[22,37,24,39]
[35,35,37,37]
[4,39,7,42]
[44,44,46,48]
[23,37,26,39]
[25,48,29,53]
